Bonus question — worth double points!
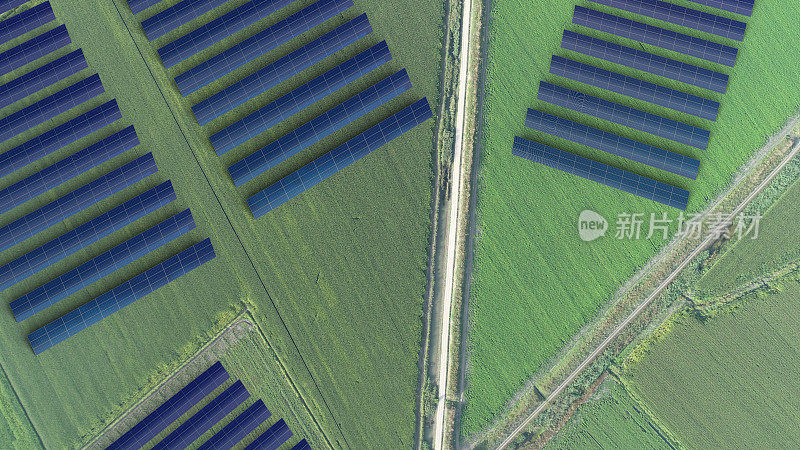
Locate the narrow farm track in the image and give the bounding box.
[497,135,800,450]
[433,0,476,446]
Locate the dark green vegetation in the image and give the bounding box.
[546,379,673,450]
[623,283,800,448]
[465,0,800,436]
[0,0,440,446]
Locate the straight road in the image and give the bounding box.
[497,136,800,449]
[433,0,475,447]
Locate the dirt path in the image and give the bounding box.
[496,136,800,449]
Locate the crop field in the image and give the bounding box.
[465,0,800,436]
[0,0,441,447]
[694,162,800,297]
[546,378,673,449]
[622,282,800,448]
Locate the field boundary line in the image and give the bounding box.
[495,136,800,449]
[106,1,349,447]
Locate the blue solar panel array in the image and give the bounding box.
[0,49,87,110]
[292,439,311,450]
[0,0,28,15]
[0,73,105,144]
[157,0,294,68]
[152,379,248,449]
[0,126,139,215]
[588,0,747,41]
[513,136,689,209]
[27,238,216,354]
[0,24,70,77]
[248,97,432,217]
[11,209,195,322]
[0,153,156,253]
[0,181,176,291]
[192,13,372,125]
[211,41,391,154]
[230,69,412,184]
[245,419,292,450]
[538,82,710,149]
[108,362,229,450]
[175,0,352,96]
[0,2,55,46]
[0,100,121,179]
[562,30,729,93]
[549,55,719,121]
[687,0,753,16]
[198,400,271,450]
[127,0,162,15]
[525,109,699,179]
[142,0,228,41]
[573,6,738,67]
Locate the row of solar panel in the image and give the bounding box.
[0,1,54,46]
[109,361,310,450]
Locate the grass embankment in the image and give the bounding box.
[465,0,800,436]
[0,0,442,447]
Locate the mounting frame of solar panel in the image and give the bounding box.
[198,400,271,450]
[686,0,753,17]
[1,0,30,15]
[0,2,56,46]
[245,419,293,450]
[561,30,729,93]
[0,24,70,77]
[587,0,747,41]
[573,5,738,67]
[513,136,689,209]
[0,49,88,110]
[537,81,710,149]
[192,13,372,124]
[525,109,699,179]
[141,0,229,41]
[548,55,719,121]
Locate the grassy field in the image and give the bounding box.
[465,0,800,436]
[0,0,441,447]
[546,378,673,450]
[622,282,800,448]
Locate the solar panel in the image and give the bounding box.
[11,209,195,322]
[0,180,176,291]
[573,6,738,67]
[248,97,432,218]
[0,2,55,46]
[142,0,228,41]
[198,400,271,450]
[27,238,216,354]
[292,439,311,450]
[244,419,292,450]
[229,69,412,184]
[127,0,163,15]
[210,41,391,153]
[686,0,753,16]
[0,153,156,253]
[192,13,371,125]
[0,126,139,215]
[537,81,710,149]
[549,55,719,121]
[175,0,352,96]
[587,0,747,41]
[513,136,689,209]
[0,73,105,144]
[157,0,295,68]
[0,0,29,15]
[0,100,121,179]
[525,109,699,179]
[561,31,728,93]
[152,379,248,449]
[0,49,87,110]
[108,362,229,450]
[0,24,70,77]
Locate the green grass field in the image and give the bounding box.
[622,283,800,448]
[465,0,800,436]
[546,378,673,450]
[0,0,441,447]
